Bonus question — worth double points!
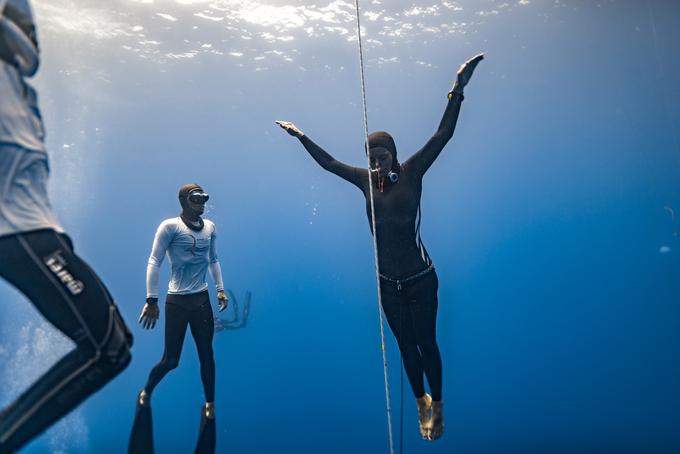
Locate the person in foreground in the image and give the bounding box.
[130,183,227,454]
[0,1,133,452]
[276,53,483,441]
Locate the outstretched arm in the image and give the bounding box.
[404,54,483,177]
[0,3,39,76]
[276,121,366,190]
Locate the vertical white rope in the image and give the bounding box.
[352,2,395,453]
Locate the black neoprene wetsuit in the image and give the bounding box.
[299,95,462,278]
[0,230,132,453]
[297,94,464,401]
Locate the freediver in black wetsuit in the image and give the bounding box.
[277,53,483,441]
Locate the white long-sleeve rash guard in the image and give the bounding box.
[0,10,46,152]
[146,217,225,299]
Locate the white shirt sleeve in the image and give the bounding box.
[146,221,173,298]
[0,16,39,77]
[207,224,224,292]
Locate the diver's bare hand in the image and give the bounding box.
[275,120,304,139]
[450,53,484,97]
[139,298,160,329]
[217,290,228,312]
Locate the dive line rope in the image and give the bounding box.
[352,1,395,453]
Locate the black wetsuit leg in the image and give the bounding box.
[0,229,133,454]
[187,297,215,402]
[380,271,442,401]
[144,303,190,394]
[144,292,215,402]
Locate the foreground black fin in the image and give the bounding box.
[194,408,216,454]
[128,402,154,454]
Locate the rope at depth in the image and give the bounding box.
[352,2,395,453]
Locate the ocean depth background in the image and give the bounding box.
[1,1,679,452]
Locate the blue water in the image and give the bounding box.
[1,1,679,452]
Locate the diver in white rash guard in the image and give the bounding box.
[145,213,225,301]
[132,183,227,454]
[0,2,132,452]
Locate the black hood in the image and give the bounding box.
[368,131,399,171]
[178,183,205,231]
[178,183,203,211]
